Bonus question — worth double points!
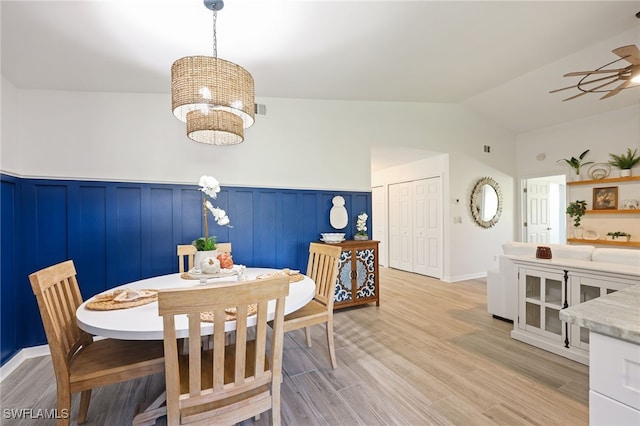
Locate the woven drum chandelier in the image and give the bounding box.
[171,0,255,145]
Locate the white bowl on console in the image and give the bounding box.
[320,233,345,243]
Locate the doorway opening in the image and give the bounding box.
[522,175,567,244]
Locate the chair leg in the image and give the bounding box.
[78,390,92,423]
[272,376,282,426]
[304,326,312,348]
[56,390,71,426]
[326,318,337,369]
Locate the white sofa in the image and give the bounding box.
[486,242,640,321]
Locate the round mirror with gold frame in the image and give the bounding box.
[470,177,503,228]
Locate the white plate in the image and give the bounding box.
[187,265,240,278]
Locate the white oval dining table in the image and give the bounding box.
[76,267,316,340]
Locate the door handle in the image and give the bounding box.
[546,227,552,230]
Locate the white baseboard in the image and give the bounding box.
[444,272,488,282]
[0,345,50,382]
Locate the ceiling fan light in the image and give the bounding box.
[186,109,244,145]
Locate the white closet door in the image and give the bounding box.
[397,182,413,272]
[388,183,401,269]
[389,178,442,279]
[424,178,442,279]
[413,180,428,275]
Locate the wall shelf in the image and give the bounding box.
[567,238,640,247]
[567,176,640,186]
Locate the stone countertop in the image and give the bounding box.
[559,285,640,344]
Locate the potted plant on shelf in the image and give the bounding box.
[608,148,640,177]
[566,200,587,238]
[193,175,231,268]
[558,150,594,181]
[606,231,631,242]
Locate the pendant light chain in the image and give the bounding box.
[212,10,217,58]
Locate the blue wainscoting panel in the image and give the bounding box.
[0,174,371,365]
[1,179,18,362]
[149,188,174,277]
[229,189,255,267]
[74,185,107,299]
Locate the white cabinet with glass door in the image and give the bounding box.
[510,256,638,365]
[515,267,567,350]
[569,276,629,351]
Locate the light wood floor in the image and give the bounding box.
[1,267,589,425]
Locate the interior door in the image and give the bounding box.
[526,178,552,244]
[388,182,412,271]
[397,182,413,271]
[412,178,442,278]
[423,177,442,279]
[388,184,401,269]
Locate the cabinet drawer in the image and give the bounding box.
[590,391,640,426]
[590,332,640,410]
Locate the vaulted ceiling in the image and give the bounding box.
[2,1,639,136]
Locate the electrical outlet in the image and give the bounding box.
[454,216,462,224]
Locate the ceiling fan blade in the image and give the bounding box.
[612,45,640,65]
[563,68,628,77]
[550,74,619,93]
[600,79,633,99]
[562,78,621,101]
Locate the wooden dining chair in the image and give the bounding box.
[157,276,289,425]
[216,242,232,254]
[282,242,342,369]
[28,260,165,426]
[177,244,197,273]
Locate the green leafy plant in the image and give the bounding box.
[608,148,640,170]
[192,236,217,251]
[606,231,630,239]
[558,150,594,175]
[566,200,587,227]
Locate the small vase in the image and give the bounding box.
[620,169,632,178]
[194,250,218,270]
[354,234,368,241]
[574,227,584,239]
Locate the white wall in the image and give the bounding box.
[372,150,516,282]
[516,104,640,179]
[1,82,520,281]
[516,104,640,243]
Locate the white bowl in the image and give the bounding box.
[320,232,345,242]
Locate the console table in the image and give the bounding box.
[508,255,640,365]
[331,240,380,309]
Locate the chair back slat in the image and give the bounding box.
[307,243,341,309]
[216,242,232,254]
[28,260,92,378]
[177,244,196,273]
[158,276,289,424]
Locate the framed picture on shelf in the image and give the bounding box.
[593,186,618,210]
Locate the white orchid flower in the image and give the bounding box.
[198,175,221,199]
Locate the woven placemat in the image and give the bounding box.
[256,270,304,283]
[200,304,258,322]
[86,289,158,311]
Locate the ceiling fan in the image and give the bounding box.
[550,44,640,101]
